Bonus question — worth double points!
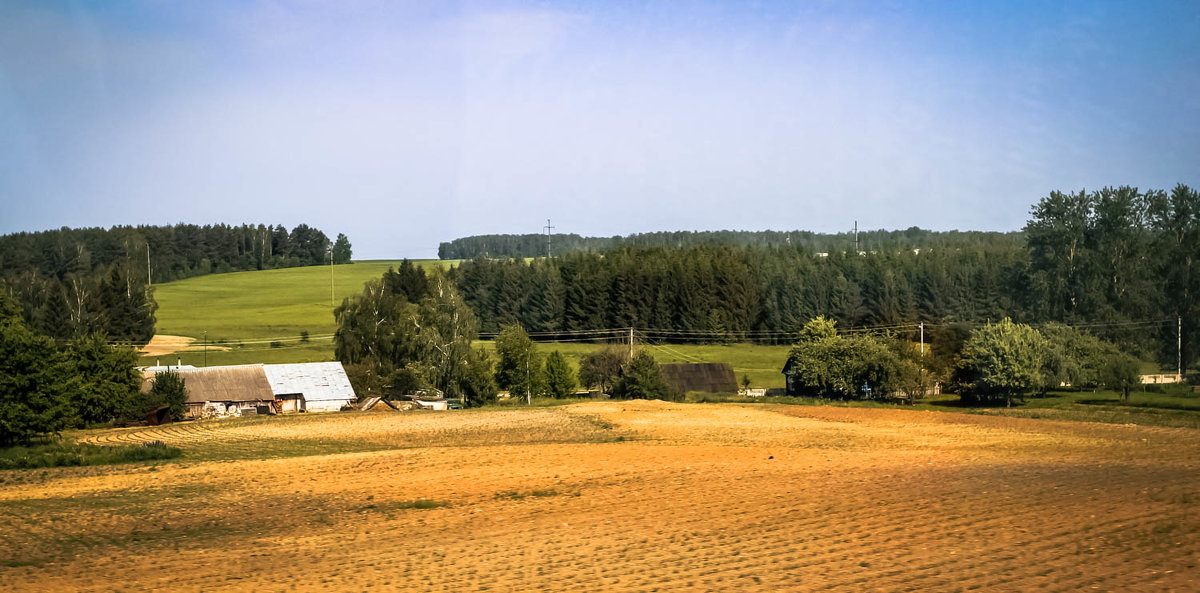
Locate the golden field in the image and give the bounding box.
[2,401,1199,592]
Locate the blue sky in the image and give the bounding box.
[1,1,1197,259]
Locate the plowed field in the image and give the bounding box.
[3,402,1199,591]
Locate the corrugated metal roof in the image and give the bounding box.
[263,362,356,402]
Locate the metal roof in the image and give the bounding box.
[263,362,356,402]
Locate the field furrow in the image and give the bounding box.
[3,401,1199,591]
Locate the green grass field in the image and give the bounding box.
[152,259,452,341]
[144,260,795,387]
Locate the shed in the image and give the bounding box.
[263,362,356,413]
[659,363,738,394]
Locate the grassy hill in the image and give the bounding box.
[153,259,450,340]
[144,260,794,388]
[144,260,445,368]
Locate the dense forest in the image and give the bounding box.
[448,185,1199,370]
[0,224,350,342]
[438,228,1023,259]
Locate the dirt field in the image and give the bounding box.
[2,402,1199,591]
[139,334,230,357]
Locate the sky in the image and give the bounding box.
[1,1,1197,259]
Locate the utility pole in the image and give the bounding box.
[330,248,335,307]
[543,219,555,258]
[920,322,924,355]
[629,327,634,361]
[1179,315,1183,380]
[146,244,151,286]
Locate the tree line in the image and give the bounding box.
[333,261,682,405]
[450,244,1026,341]
[447,184,1198,370]
[438,228,1022,260]
[0,224,351,342]
[0,293,186,445]
[784,317,1141,405]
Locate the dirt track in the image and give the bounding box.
[2,402,1198,591]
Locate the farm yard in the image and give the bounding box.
[3,401,1199,592]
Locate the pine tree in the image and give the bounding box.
[543,351,576,398]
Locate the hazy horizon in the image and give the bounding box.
[3,1,1197,259]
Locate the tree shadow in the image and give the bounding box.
[926,398,987,409]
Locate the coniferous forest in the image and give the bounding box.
[0,224,350,342]
[448,185,1200,369]
[439,228,1022,260]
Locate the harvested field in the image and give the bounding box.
[139,334,230,357]
[2,402,1199,591]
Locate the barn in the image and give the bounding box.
[148,364,278,419]
[659,363,738,395]
[263,362,357,413]
[141,361,356,419]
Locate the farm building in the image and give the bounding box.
[659,363,738,395]
[141,362,356,419]
[263,362,357,413]
[140,364,277,419]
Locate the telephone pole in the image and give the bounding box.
[920,322,924,355]
[629,327,634,361]
[1179,315,1183,380]
[854,220,859,253]
[543,219,555,258]
[146,244,152,286]
[330,249,335,307]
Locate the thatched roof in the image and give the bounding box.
[659,363,738,394]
